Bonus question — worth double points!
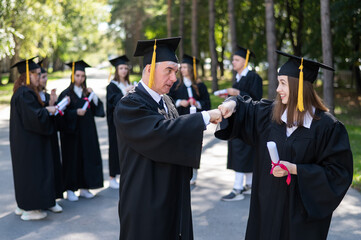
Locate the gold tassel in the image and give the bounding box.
[71,62,75,83]
[148,39,157,88]
[26,60,30,85]
[193,56,197,81]
[108,66,112,82]
[242,49,250,71]
[297,58,304,112]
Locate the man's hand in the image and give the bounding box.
[207,109,222,124]
[227,88,240,96]
[218,100,236,119]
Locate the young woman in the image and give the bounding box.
[10,58,60,220]
[58,60,105,201]
[37,61,66,202]
[106,55,133,189]
[169,54,211,185]
[216,51,353,240]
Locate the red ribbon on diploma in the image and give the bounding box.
[83,97,90,109]
[188,97,196,105]
[270,160,291,185]
[55,106,64,116]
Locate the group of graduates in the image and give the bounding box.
[9,35,353,240]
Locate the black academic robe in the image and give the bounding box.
[215,96,353,240]
[114,83,205,240]
[228,70,263,172]
[10,86,56,210]
[106,82,124,177]
[58,87,105,191]
[169,80,211,115]
[43,92,64,198]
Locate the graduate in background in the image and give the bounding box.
[114,37,222,240]
[37,60,66,203]
[221,46,263,201]
[216,50,353,240]
[106,55,133,189]
[10,58,60,220]
[169,54,211,185]
[58,60,105,201]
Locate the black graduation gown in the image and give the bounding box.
[10,86,56,210]
[106,82,124,177]
[58,87,105,191]
[215,96,353,240]
[228,70,263,172]
[169,80,211,115]
[43,92,64,198]
[114,83,205,240]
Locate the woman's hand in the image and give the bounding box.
[125,85,135,92]
[180,100,190,107]
[227,88,240,96]
[87,88,93,93]
[272,161,297,177]
[46,106,57,115]
[49,89,58,106]
[77,108,86,116]
[218,100,236,119]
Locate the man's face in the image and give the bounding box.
[152,61,178,95]
[232,55,246,72]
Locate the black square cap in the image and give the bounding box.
[134,37,181,66]
[11,57,40,74]
[182,54,200,65]
[234,45,256,59]
[65,60,91,72]
[109,55,129,67]
[277,50,334,83]
[37,60,47,73]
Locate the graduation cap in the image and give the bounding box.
[234,46,256,71]
[11,57,40,85]
[276,50,334,112]
[37,60,47,73]
[65,60,91,83]
[109,55,129,67]
[182,54,199,81]
[134,37,181,88]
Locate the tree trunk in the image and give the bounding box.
[178,0,185,59]
[9,36,20,83]
[228,0,237,82]
[209,0,218,91]
[265,0,278,100]
[320,0,334,114]
[191,0,198,58]
[167,0,172,37]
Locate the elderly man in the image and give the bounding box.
[114,37,221,240]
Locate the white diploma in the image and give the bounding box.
[189,105,197,114]
[54,97,70,116]
[82,92,95,110]
[267,141,279,164]
[214,89,228,97]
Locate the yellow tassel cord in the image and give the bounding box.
[26,60,30,85]
[193,57,197,81]
[71,62,75,83]
[297,58,304,112]
[242,49,250,71]
[108,67,112,82]
[148,39,157,88]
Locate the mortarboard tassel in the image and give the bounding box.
[297,58,304,112]
[108,66,112,82]
[26,60,30,85]
[71,62,75,83]
[193,56,197,81]
[148,39,157,88]
[243,49,250,71]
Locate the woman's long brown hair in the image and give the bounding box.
[176,63,200,96]
[13,71,44,106]
[272,76,328,127]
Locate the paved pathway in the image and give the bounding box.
[0,69,360,239]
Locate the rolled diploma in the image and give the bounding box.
[54,97,70,116]
[214,89,228,96]
[267,141,279,164]
[189,105,196,114]
[82,92,95,110]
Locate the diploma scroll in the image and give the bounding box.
[54,97,70,116]
[267,141,279,164]
[82,92,95,110]
[214,89,228,97]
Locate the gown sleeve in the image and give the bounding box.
[19,89,53,135]
[297,121,353,219]
[114,95,205,168]
[239,72,263,101]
